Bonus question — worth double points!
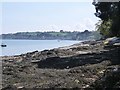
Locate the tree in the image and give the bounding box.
[93,0,120,37]
[60,30,64,33]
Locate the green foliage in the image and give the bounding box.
[93,1,120,38]
[49,32,68,36]
[95,19,112,38]
[91,31,102,40]
[1,31,101,40]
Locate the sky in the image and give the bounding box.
[1,1,100,34]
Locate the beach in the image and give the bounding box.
[1,39,120,89]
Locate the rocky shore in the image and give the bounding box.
[1,39,120,89]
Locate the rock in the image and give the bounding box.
[1,85,17,90]
[75,79,80,83]
[1,39,120,89]
[113,43,120,46]
[66,66,69,69]
[104,37,120,45]
[90,66,120,88]
[97,69,106,74]
[82,85,89,88]
[81,74,85,77]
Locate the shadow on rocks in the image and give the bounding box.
[32,45,120,69]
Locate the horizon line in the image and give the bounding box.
[1,30,95,34]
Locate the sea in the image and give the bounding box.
[0,39,80,56]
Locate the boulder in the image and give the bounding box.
[104,37,120,45]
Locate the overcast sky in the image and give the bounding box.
[2,1,99,34]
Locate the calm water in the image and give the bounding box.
[0,39,80,56]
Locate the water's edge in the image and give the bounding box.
[1,39,80,56]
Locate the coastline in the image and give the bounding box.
[1,39,80,56]
[1,39,120,89]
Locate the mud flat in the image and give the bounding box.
[1,40,120,89]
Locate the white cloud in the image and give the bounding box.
[2,18,97,34]
[37,18,97,32]
[82,18,96,30]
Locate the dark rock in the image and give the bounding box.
[1,40,120,89]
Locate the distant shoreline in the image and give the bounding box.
[0,30,101,41]
[1,39,80,41]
